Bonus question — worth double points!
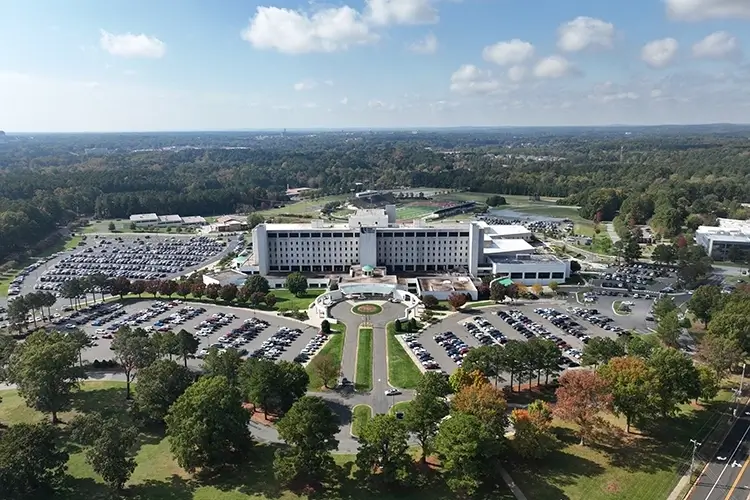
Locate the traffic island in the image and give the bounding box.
[351,303,383,315]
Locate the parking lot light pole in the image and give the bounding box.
[689,439,702,478]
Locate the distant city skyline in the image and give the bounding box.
[1,0,749,132]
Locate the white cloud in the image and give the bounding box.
[340,97,349,105]
[241,6,377,54]
[293,80,316,91]
[409,33,438,54]
[641,38,679,68]
[482,39,535,66]
[693,31,742,60]
[533,56,575,79]
[507,65,527,83]
[99,30,166,59]
[557,17,615,52]
[665,0,750,20]
[449,64,499,95]
[365,0,438,26]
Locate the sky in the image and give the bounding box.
[1,0,750,132]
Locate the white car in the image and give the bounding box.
[385,389,401,396]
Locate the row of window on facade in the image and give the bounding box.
[266,231,470,239]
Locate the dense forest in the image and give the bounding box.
[1,126,749,262]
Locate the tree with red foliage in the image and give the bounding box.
[190,282,205,299]
[130,280,146,297]
[554,370,612,445]
[675,234,688,248]
[448,292,468,311]
[205,284,221,301]
[176,280,192,299]
[145,280,161,296]
[159,280,178,298]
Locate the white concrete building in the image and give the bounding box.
[696,218,750,260]
[129,213,159,226]
[242,206,570,285]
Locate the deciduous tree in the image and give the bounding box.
[243,275,270,295]
[284,272,308,297]
[417,370,452,398]
[133,359,193,423]
[176,329,199,367]
[274,396,339,487]
[166,375,252,473]
[689,285,724,327]
[203,347,243,387]
[448,367,488,393]
[447,292,468,310]
[7,330,86,424]
[582,337,626,367]
[652,297,677,321]
[697,365,720,403]
[71,414,138,491]
[554,370,612,445]
[355,414,411,485]
[656,310,681,348]
[220,284,238,303]
[648,347,701,417]
[309,353,339,390]
[405,389,449,463]
[110,326,156,399]
[698,333,743,379]
[510,401,557,459]
[451,382,508,437]
[598,356,655,433]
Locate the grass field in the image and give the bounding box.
[2,380,517,500]
[351,405,372,437]
[390,400,412,417]
[386,322,423,389]
[119,289,324,313]
[355,327,373,391]
[256,195,351,217]
[509,390,735,500]
[395,204,438,220]
[306,323,346,390]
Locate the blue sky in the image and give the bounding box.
[1,0,749,131]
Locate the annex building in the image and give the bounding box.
[695,218,750,260]
[242,206,569,285]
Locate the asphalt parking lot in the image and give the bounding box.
[71,300,317,367]
[406,297,651,377]
[590,262,679,295]
[6,232,238,304]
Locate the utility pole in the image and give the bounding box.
[690,439,702,478]
[735,363,747,418]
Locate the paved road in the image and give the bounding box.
[689,402,750,500]
[605,223,621,244]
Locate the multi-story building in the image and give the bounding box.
[245,205,570,284]
[696,218,750,260]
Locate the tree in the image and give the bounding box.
[405,389,450,463]
[145,279,161,296]
[285,272,308,297]
[698,333,743,379]
[133,359,193,423]
[417,370,453,398]
[652,297,677,321]
[166,375,252,473]
[220,284,238,303]
[108,221,116,231]
[320,319,332,335]
[510,401,557,460]
[489,281,506,302]
[0,422,69,499]
[709,299,750,352]
[71,414,137,491]
[0,334,17,384]
[130,279,146,297]
[394,319,402,333]
[434,412,499,496]
[648,347,701,417]
[176,280,192,299]
[250,291,265,307]
[486,195,507,206]
[7,331,86,424]
[158,280,178,298]
[205,283,221,301]
[274,396,339,487]
[109,276,131,298]
[243,275,270,295]
[310,353,339,389]
[175,329,199,367]
[554,370,612,445]
[656,310,681,348]
[548,280,559,293]
[422,295,439,309]
[7,296,30,330]
[570,260,581,274]
[652,244,677,265]
[531,283,543,296]
[65,328,92,367]
[355,414,411,485]
[451,383,509,437]
[461,345,504,386]
[110,326,156,399]
[151,330,179,360]
[264,293,277,308]
[598,356,655,433]
[689,285,724,327]
[190,282,205,299]
[626,334,660,359]
[448,292,468,310]
[697,365,720,403]
[449,367,488,393]
[582,336,626,367]
[203,347,243,387]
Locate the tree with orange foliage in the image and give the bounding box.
[510,400,557,459]
[598,356,654,433]
[451,382,508,437]
[554,370,612,445]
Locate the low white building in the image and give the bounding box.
[695,218,750,260]
[129,213,159,226]
[485,254,570,285]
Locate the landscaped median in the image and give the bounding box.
[386,321,423,389]
[355,327,373,391]
[305,323,346,391]
[351,404,372,437]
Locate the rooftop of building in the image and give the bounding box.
[261,220,472,232]
[159,214,182,223]
[181,216,206,224]
[129,213,158,221]
[697,219,750,239]
[205,269,248,287]
[487,253,564,264]
[476,220,532,236]
[418,276,477,293]
[483,238,534,254]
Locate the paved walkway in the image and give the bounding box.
[605,222,621,244]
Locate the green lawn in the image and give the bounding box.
[306,323,346,390]
[613,301,631,315]
[390,400,412,417]
[386,322,423,389]
[119,288,324,313]
[509,390,735,500]
[256,195,351,217]
[351,405,372,437]
[395,205,437,220]
[574,222,596,237]
[5,380,518,500]
[355,328,373,391]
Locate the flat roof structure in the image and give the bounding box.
[158,214,182,224]
[483,238,534,255]
[181,216,206,225]
[204,270,248,287]
[418,276,477,293]
[129,213,158,222]
[487,253,564,264]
